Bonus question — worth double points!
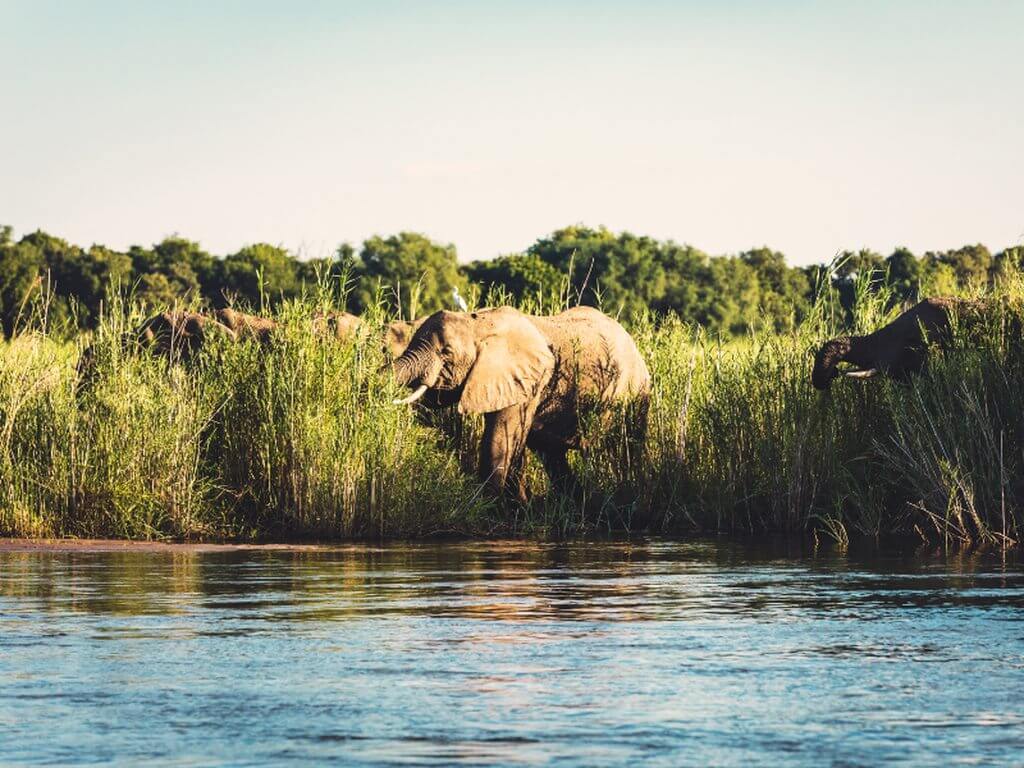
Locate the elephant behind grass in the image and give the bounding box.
[810,296,1024,390]
[389,306,651,505]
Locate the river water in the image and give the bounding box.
[0,540,1021,766]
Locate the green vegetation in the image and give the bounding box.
[0,280,1021,548]
[0,223,1022,547]
[1,222,1017,337]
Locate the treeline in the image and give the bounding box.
[1,223,1021,337]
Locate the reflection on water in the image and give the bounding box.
[1,540,1022,766]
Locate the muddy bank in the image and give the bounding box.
[0,538,372,553]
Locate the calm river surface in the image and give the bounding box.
[0,540,1022,766]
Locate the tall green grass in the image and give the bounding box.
[0,284,1021,548]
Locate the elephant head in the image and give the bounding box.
[213,308,278,343]
[811,337,879,390]
[391,309,554,414]
[312,311,363,341]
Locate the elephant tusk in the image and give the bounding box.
[843,368,879,379]
[393,383,429,405]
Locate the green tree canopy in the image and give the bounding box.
[350,232,464,319]
[885,247,921,302]
[464,253,565,309]
[0,223,1018,339]
[0,235,43,336]
[215,243,301,308]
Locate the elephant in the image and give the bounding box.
[390,305,651,500]
[306,312,423,355]
[384,317,425,358]
[812,296,984,389]
[212,308,278,343]
[76,310,236,386]
[312,311,363,341]
[138,310,238,356]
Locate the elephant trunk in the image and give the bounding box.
[392,342,442,404]
[812,335,878,389]
[392,347,428,386]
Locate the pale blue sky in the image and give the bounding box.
[1,0,1021,264]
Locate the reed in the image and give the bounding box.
[0,284,1021,548]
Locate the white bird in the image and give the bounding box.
[452,286,468,312]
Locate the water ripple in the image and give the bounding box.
[0,540,1022,766]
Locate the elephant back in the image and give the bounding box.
[312,311,363,341]
[533,306,650,402]
[213,308,278,343]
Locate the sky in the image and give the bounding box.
[1,0,1021,266]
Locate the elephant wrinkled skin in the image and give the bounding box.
[812,296,984,389]
[391,306,651,500]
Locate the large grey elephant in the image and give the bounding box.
[390,306,651,500]
[812,296,983,389]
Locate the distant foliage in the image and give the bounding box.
[0,222,1020,338]
[348,232,466,320]
[464,253,565,309]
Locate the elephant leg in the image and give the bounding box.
[479,403,536,502]
[625,395,650,476]
[527,431,576,496]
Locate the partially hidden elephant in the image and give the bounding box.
[307,310,362,342]
[309,312,423,355]
[213,308,278,343]
[77,310,237,385]
[384,317,425,358]
[390,306,651,500]
[136,310,238,357]
[812,296,984,389]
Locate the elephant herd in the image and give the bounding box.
[108,296,984,502]
[120,308,422,360]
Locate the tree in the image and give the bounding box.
[920,254,959,296]
[216,243,301,308]
[703,256,761,334]
[527,226,662,315]
[130,237,207,307]
[884,247,920,302]
[465,253,565,308]
[350,233,464,318]
[740,247,813,330]
[16,230,133,330]
[993,246,1024,285]
[0,236,43,336]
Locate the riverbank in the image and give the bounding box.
[0,538,373,553]
[1,290,1022,548]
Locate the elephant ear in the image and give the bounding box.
[459,317,554,414]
